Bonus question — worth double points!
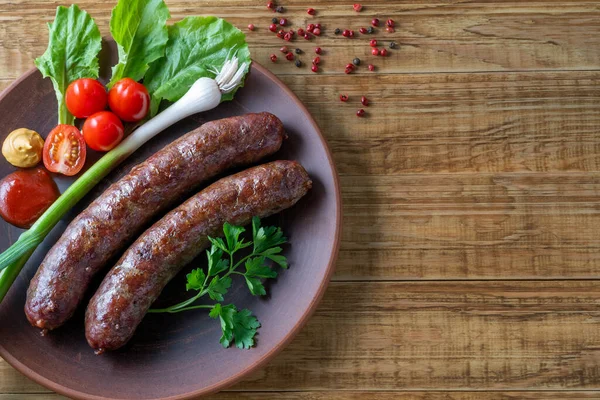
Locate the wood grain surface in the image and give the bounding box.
[2,0,600,398]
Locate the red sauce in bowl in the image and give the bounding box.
[0,168,60,228]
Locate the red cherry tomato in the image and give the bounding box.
[108,78,150,122]
[82,111,124,152]
[0,168,60,228]
[65,78,107,119]
[43,124,87,176]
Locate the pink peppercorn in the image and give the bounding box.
[372,48,379,55]
[270,54,277,62]
[372,18,380,27]
[368,64,375,71]
[307,8,316,15]
[248,24,255,31]
[313,28,321,36]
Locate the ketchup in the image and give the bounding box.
[0,168,60,228]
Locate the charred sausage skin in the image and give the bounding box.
[26,113,285,331]
[85,160,312,353]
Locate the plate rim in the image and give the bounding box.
[0,61,342,400]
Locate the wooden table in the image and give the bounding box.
[2,1,600,398]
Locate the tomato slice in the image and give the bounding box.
[43,124,87,176]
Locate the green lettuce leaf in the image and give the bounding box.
[35,5,102,125]
[108,0,170,88]
[144,16,251,116]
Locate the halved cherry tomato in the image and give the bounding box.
[65,78,107,119]
[108,78,150,122]
[43,124,87,176]
[82,111,124,152]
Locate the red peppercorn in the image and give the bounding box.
[311,64,318,72]
[269,24,277,32]
[270,54,277,62]
[304,33,311,40]
[280,46,289,53]
[286,52,295,61]
[279,18,287,26]
[340,94,349,102]
[289,30,296,36]
[361,96,369,106]
[359,27,368,34]
[313,56,321,65]
[372,18,380,27]
[369,39,377,47]
[307,24,315,32]
[342,29,350,37]
[284,32,292,41]
[380,48,388,56]
[315,47,322,54]
[297,28,305,36]
[267,1,275,9]
[307,8,316,15]
[277,29,285,38]
[349,30,355,37]
[346,63,355,70]
[315,23,321,29]
[372,48,379,55]
[368,64,375,71]
[248,24,255,31]
[386,26,395,33]
[357,109,365,117]
[313,28,321,36]
[353,3,363,12]
[345,67,353,74]
[386,18,395,27]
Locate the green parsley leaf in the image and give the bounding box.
[252,217,287,254]
[35,5,102,125]
[245,257,278,279]
[222,222,252,253]
[206,246,229,277]
[206,276,232,302]
[185,268,206,291]
[208,236,228,253]
[260,247,288,269]
[245,276,266,296]
[209,304,260,349]
[108,0,170,88]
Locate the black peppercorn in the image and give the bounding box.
[353,57,360,66]
[334,28,341,35]
[390,41,397,49]
[272,17,278,24]
[295,48,302,54]
[295,59,302,67]
[276,5,284,13]
[367,26,374,34]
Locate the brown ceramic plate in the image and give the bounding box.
[0,40,340,400]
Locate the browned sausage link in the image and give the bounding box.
[26,113,285,331]
[85,160,311,353]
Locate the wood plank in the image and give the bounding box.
[5,282,600,392]
[0,2,596,80]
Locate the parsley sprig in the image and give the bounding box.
[148,217,288,349]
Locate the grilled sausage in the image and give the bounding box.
[26,113,285,331]
[85,160,311,353]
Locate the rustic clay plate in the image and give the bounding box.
[0,40,341,400]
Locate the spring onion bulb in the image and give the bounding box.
[0,57,249,302]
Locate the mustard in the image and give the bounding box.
[2,128,44,168]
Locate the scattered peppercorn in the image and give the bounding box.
[279,18,287,26]
[357,109,365,117]
[272,17,279,24]
[311,64,318,72]
[346,63,355,70]
[390,42,397,49]
[342,29,350,37]
[307,23,315,32]
[295,59,302,67]
[368,64,375,71]
[315,23,321,29]
[276,6,284,13]
[335,28,341,35]
[386,26,395,33]
[297,28,305,36]
[280,46,289,53]
[284,32,292,41]
[277,29,285,38]
[315,47,322,54]
[369,39,377,47]
[380,48,388,56]
[372,48,379,56]
[361,96,369,106]
[353,57,361,65]
[286,52,295,61]
[345,67,353,74]
[304,33,311,40]
[307,7,316,15]
[267,1,275,9]
[248,24,255,31]
[270,54,277,62]
[269,24,278,32]
[313,56,321,65]
[313,28,321,36]
[386,18,395,27]
[340,94,349,102]
[295,48,302,54]
[367,26,375,34]
[353,3,363,12]
[359,27,368,34]
[372,18,380,27]
[349,30,355,38]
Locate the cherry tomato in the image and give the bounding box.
[65,78,107,119]
[108,78,150,122]
[0,168,60,228]
[43,124,87,176]
[82,111,124,152]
